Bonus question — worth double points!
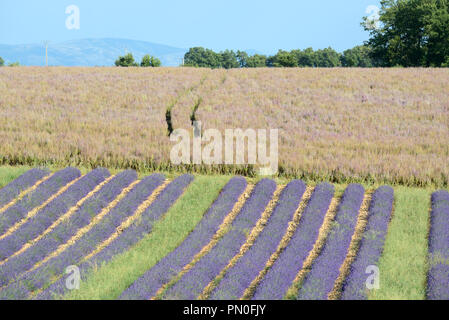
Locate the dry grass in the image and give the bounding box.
[1,67,448,186]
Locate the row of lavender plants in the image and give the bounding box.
[296,184,365,300]
[0,168,110,261]
[0,168,81,236]
[210,180,306,300]
[35,174,194,300]
[162,179,277,300]
[427,190,449,300]
[0,169,50,208]
[0,173,165,299]
[0,170,137,288]
[120,176,248,300]
[252,183,335,300]
[340,186,394,300]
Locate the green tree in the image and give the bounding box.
[141,54,161,67]
[184,47,221,68]
[236,50,249,67]
[341,45,374,67]
[0,56,4,67]
[115,53,138,67]
[365,0,449,67]
[246,54,268,67]
[220,50,239,69]
[314,47,342,67]
[292,48,317,67]
[268,50,298,67]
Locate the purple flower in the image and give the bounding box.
[340,186,394,300]
[210,180,306,300]
[162,178,277,300]
[0,168,81,236]
[35,174,194,300]
[0,168,50,208]
[0,170,136,288]
[297,184,365,300]
[120,176,248,300]
[0,168,110,261]
[427,190,449,300]
[252,183,334,300]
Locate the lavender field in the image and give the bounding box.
[0,168,447,300]
[0,67,448,186]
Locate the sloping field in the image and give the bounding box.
[1,68,448,186]
[0,168,447,300]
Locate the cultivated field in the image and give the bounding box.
[0,167,447,300]
[0,67,448,187]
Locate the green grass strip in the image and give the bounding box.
[369,187,430,300]
[64,175,230,300]
[0,166,33,188]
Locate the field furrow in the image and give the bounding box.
[209,180,306,300]
[296,184,365,300]
[0,168,110,262]
[162,178,277,300]
[340,186,394,300]
[36,174,195,300]
[119,176,248,300]
[0,168,81,236]
[427,190,449,300]
[0,170,136,288]
[253,183,335,300]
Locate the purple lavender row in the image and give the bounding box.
[210,180,306,300]
[340,186,394,300]
[0,168,50,208]
[0,168,110,261]
[296,184,365,300]
[163,178,277,300]
[0,170,137,288]
[0,168,81,236]
[0,173,165,300]
[35,174,194,300]
[119,176,248,300]
[252,183,335,300]
[427,190,449,300]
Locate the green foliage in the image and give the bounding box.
[141,54,161,67]
[268,50,298,67]
[236,50,249,67]
[314,47,342,67]
[8,62,20,67]
[0,56,4,67]
[246,54,268,67]
[220,50,240,69]
[184,47,222,68]
[365,0,449,67]
[115,53,139,67]
[341,45,374,67]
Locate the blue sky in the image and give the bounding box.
[0,0,381,54]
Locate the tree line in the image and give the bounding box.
[114,53,161,67]
[183,0,449,68]
[183,45,374,68]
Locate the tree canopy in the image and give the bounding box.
[141,54,161,67]
[115,53,139,67]
[0,56,4,67]
[365,0,449,67]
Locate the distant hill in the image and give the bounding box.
[0,38,187,67]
